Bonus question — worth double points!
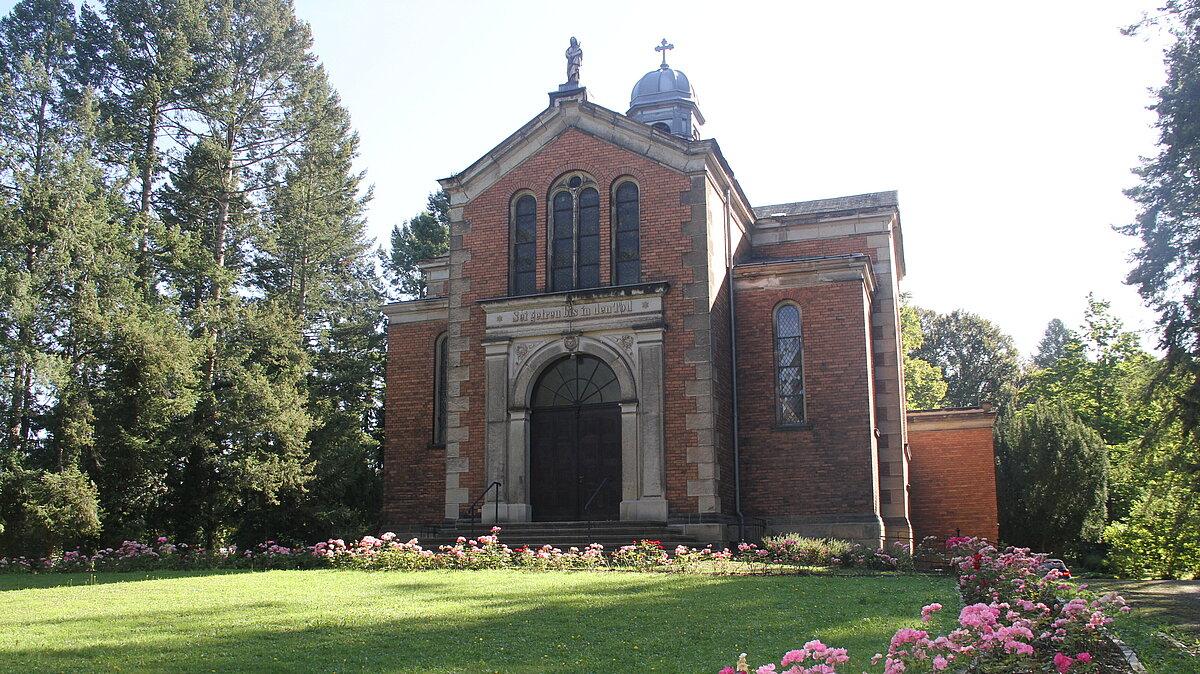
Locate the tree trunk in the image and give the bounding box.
[138,101,160,295]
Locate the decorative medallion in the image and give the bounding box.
[514,342,534,365]
[563,333,580,352]
[616,334,636,358]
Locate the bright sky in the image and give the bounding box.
[291,0,1170,357]
[33,1,1177,356]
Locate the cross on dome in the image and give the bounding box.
[655,38,674,68]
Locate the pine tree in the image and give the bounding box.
[1032,318,1076,370]
[383,190,449,299]
[252,73,382,540]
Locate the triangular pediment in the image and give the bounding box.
[439,99,716,205]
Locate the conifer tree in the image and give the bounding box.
[383,190,449,299]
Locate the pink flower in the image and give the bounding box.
[780,650,807,666]
[921,602,943,623]
[718,668,734,674]
[755,665,776,674]
[1075,652,1092,664]
[802,640,827,654]
[932,655,948,670]
[1053,652,1073,673]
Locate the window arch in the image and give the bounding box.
[433,332,449,445]
[510,193,537,295]
[548,172,599,291]
[774,303,806,425]
[612,180,640,285]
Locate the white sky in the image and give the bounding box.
[35,1,1178,356]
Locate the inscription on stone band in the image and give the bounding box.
[507,300,633,324]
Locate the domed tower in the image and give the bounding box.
[627,39,705,140]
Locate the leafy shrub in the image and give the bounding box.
[760,535,851,566]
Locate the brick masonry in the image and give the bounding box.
[382,317,447,525]
[380,97,993,545]
[907,409,1000,542]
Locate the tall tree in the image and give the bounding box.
[79,0,202,292]
[913,308,1021,409]
[253,74,382,540]
[900,299,947,410]
[1123,1,1200,464]
[383,190,448,299]
[1033,318,1076,370]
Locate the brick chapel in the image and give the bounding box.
[382,40,999,547]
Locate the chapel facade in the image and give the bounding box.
[382,41,998,546]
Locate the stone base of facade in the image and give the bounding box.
[753,513,886,547]
[480,502,532,524]
[620,497,668,521]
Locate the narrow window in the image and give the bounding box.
[774,304,805,425]
[577,187,600,288]
[433,333,449,445]
[551,190,574,291]
[613,181,640,285]
[511,195,537,295]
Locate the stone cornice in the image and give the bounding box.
[733,254,875,294]
[382,297,448,325]
[478,282,669,339]
[907,407,997,431]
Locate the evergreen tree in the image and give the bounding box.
[253,73,382,540]
[383,190,448,299]
[996,401,1108,556]
[1033,318,1076,370]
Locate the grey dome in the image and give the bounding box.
[630,66,696,108]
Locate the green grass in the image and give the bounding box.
[1112,612,1200,673]
[0,569,958,673]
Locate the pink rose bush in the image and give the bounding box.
[0,526,742,574]
[717,640,851,674]
[722,537,1128,673]
[746,536,918,572]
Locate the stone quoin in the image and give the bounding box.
[381,39,999,546]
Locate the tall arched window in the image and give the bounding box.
[548,173,599,291]
[510,194,537,295]
[774,303,806,425]
[613,180,640,285]
[433,332,449,445]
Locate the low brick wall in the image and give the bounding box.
[907,408,999,543]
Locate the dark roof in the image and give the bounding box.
[753,190,898,219]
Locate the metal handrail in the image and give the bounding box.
[581,477,610,540]
[467,481,502,525]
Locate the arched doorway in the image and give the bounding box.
[529,354,623,521]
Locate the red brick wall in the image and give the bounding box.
[735,281,877,516]
[907,423,999,542]
[454,128,701,516]
[382,320,446,525]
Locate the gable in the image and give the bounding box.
[438,99,754,226]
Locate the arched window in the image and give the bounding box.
[531,355,621,408]
[433,332,449,445]
[774,303,805,425]
[510,194,537,295]
[548,173,599,291]
[613,181,640,285]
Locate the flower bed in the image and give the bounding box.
[0,529,746,574]
[718,537,1134,673]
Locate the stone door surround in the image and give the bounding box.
[477,283,669,522]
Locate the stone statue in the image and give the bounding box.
[565,37,582,86]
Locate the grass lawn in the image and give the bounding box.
[0,569,958,673]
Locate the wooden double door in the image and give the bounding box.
[529,355,624,521]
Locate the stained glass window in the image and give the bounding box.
[774,304,805,424]
[511,195,537,294]
[434,333,449,444]
[614,181,640,285]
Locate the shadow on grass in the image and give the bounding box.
[0,568,254,592]
[0,571,958,673]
